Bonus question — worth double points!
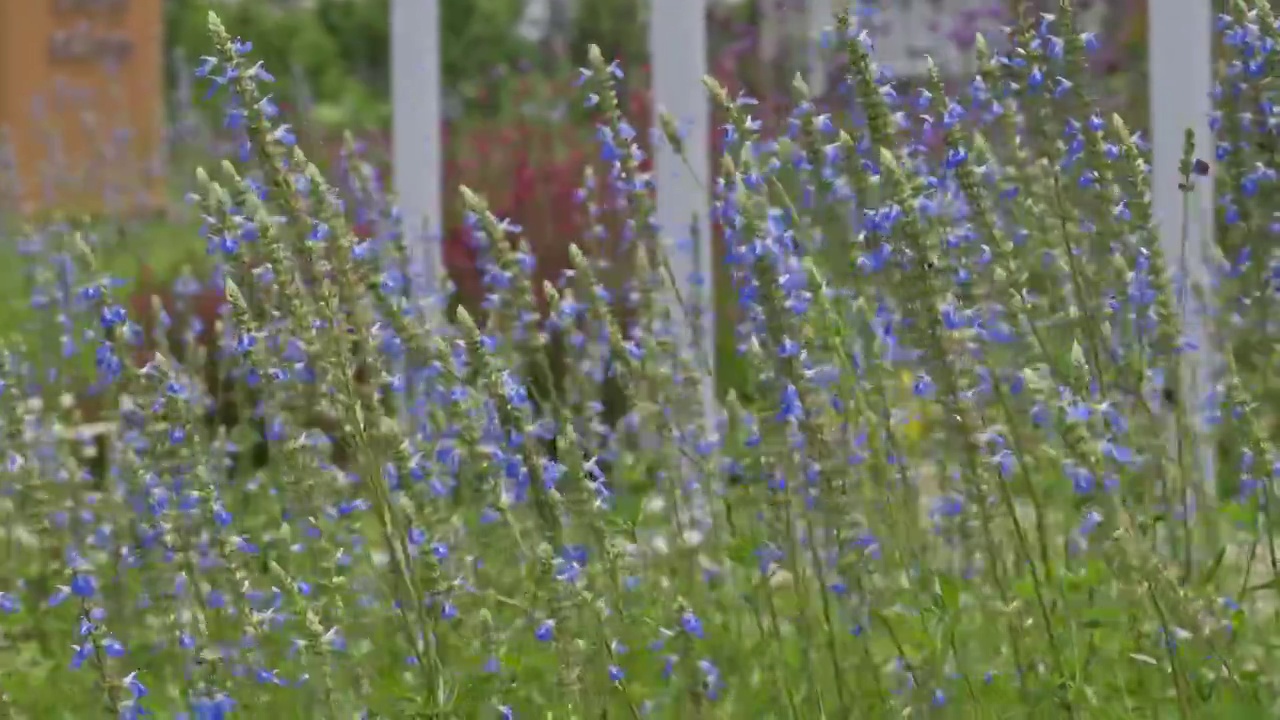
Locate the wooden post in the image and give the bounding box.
[0,0,165,215]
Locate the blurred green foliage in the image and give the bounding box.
[164,0,662,130]
[568,0,648,69]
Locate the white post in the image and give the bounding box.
[650,0,715,430]
[391,0,443,310]
[808,0,833,96]
[1148,3,1216,496]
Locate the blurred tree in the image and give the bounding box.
[568,0,646,68]
[166,0,539,127]
[166,0,347,110]
[315,0,391,93]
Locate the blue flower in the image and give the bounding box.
[70,574,97,599]
[680,611,704,639]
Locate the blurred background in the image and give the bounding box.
[0,0,1149,394]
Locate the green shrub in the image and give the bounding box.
[167,0,544,128]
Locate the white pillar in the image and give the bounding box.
[808,0,833,96]
[650,0,715,429]
[1148,1,1216,494]
[391,0,443,308]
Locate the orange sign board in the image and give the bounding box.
[0,0,165,216]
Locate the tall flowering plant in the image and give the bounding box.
[17,4,1280,718]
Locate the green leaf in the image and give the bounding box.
[725,536,758,569]
[935,573,960,611]
[1243,576,1280,597]
[1070,340,1087,370]
[1197,546,1228,588]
